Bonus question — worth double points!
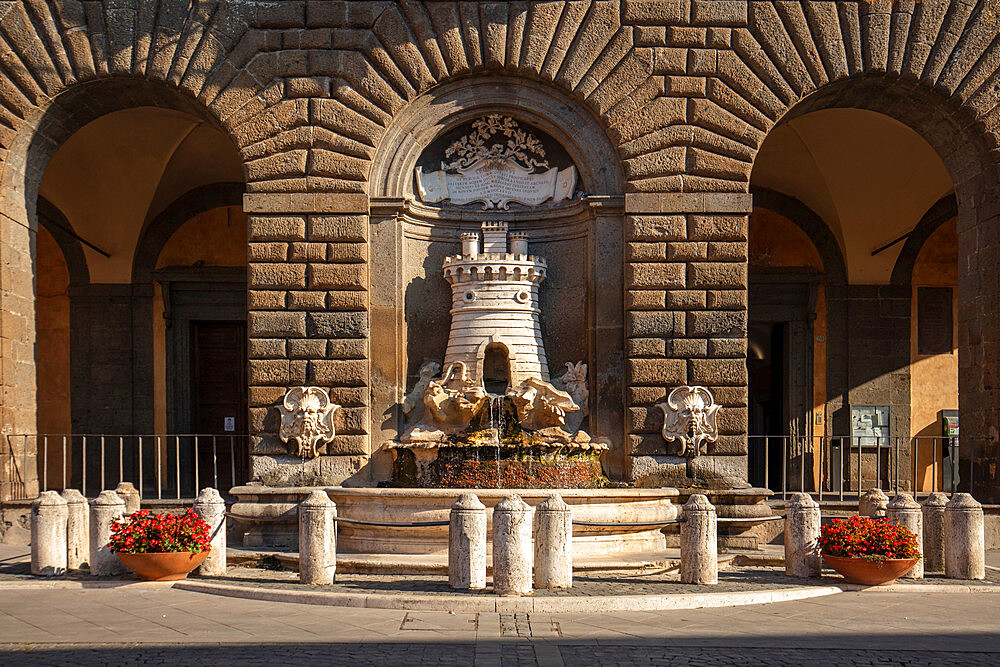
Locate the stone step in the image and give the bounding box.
[227,546,737,575]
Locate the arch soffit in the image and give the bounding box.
[754,76,992,230]
[890,194,958,287]
[131,182,245,284]
[750,187,847,286]
[4,78,252,232]
[36,196,90,286]
[369,76,625,200]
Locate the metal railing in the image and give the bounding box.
[748,434,987,500]
[3,433,249,501]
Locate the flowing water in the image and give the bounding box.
[489,394,502,488]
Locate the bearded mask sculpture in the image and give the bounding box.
[278,386,340,458]
[656,385,720,458]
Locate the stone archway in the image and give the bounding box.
[891,195,958,288]
[0,77,253,497]
[750,74,998,498]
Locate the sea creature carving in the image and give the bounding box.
[656,386,720,458]
[556,361,588,433]
[278,386,340,458]
[422,362,489,431]
[402,360,442,423]
[508,377,580,431]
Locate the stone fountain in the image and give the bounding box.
[388,221,609,489]
[234,219,679,556]
[230,114,770,558]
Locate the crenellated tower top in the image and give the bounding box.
[441,221,551,385]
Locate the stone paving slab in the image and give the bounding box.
[0,588,999,665]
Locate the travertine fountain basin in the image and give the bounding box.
[230,485,679,556]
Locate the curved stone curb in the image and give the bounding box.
[839,583,1000,594]
[173,579,844,613]
[0,580,174,590]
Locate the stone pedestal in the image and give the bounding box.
[61,489,89,570]
[534,494,572,589]
[193,488,227,576]
[921,492,948,572]
[680,494,717,585]
[30,491,68,576]
[449,493,487,590]
[783,493,821,578]
[115,482,141,515]
[944,493,985,580]
[859,488,889,517]
[886,493,923,579]
[492,495,532,596]
[90,490,125,576]
[299,490,337,585]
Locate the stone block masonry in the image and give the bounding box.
[624,194,750,477]
[248,201,370,471]
[1,0,1000,501]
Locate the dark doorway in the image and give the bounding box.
[192,321,246,434]
[191,321,248,489]
[748,322,785,489]
[156,267,247,495]
[748,274,818,492]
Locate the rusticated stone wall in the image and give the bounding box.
[625,193,751,482]
[0,2,998,497]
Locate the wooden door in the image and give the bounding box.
[191,321,248,488]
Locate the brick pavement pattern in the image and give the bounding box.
[0,587,999,665]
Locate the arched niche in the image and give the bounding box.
[368,76,627,480]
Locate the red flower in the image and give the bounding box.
[108,509,211,554]
[820,516,920,562]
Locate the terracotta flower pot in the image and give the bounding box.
[116,549,210,581]
[823,553,919,586]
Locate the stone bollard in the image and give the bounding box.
[859,488,889,517]
[492,495,533,596]
[299,490,337,585]
[534,494,572,590]
[784,492,821,578]
[61,489,89,570]
[193,487,227,576]
[115,482,140,515]
[90,490,126,576]
[921,492,949,572]
[30,491,68,576]
[680,494,718,585]
[886,493,923,579]
[448,493,487,590]
[944,493,985,580]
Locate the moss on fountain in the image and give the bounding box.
[391,445,608,489]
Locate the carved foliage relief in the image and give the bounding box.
[415,115,577,209]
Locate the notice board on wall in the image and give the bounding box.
[917,286,953,356]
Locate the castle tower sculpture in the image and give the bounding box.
[399,220,589,441]
[441,221,549,386]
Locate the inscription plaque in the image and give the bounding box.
[917,286,953,355]
[415,114,577,209]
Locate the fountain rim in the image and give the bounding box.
[230,485,680,499]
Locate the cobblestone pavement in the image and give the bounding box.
[0,586,998,665]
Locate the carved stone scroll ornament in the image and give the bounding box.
[656,386,720,458]
[278,386,341,458]
[415,114,577,209]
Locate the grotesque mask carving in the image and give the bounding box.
[657,386,720,457]
[278,386,340,458]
